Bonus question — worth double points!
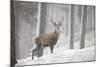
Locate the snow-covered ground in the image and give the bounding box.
[15,31,95,66]
[15,46,95,67]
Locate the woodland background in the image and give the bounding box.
[11,1,95,66]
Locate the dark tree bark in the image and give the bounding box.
[78,5,82,23]
[10,0,17,67]
[80,6,87,49]
[93,6,96,33]
[69,5,74,49]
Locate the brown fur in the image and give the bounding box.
[35,24,60,58]
[32,17,64,59]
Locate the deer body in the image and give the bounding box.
[32,30,59,59]
[32,17,64,59]
[36,29,59,51]
[32,31,59,60]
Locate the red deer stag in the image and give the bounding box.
[32,17,64,59]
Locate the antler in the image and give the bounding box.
[60,16,64,23]
[59,16,64,25]
[50,17,56,25]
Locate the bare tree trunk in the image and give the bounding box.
[93,6,95,31]
[37,2,47,35]
[80,6,87,49]
[39,2,47,35]
[78,5,82,24]
[36,2,47,57]
[39,2,47,57]
[35,2,41,58]
[10,0,17,67]
[36,2,41,37]
[69,5,74,49]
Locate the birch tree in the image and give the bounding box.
[80,6,87,49]
[36,2,47,57]
[69,4,74,49]
[36,2,41,37]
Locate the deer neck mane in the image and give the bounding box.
[47,28,60,38]
[52,28,60,37]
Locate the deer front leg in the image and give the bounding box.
[36,45,40,58]
[40,44,44,56]
[50,45,54,54]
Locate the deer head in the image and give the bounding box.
[51,16,64,35]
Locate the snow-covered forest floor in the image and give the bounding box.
[15,30,95,66]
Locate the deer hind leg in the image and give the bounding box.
[32,49,34,60]
[32,48,37,60]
